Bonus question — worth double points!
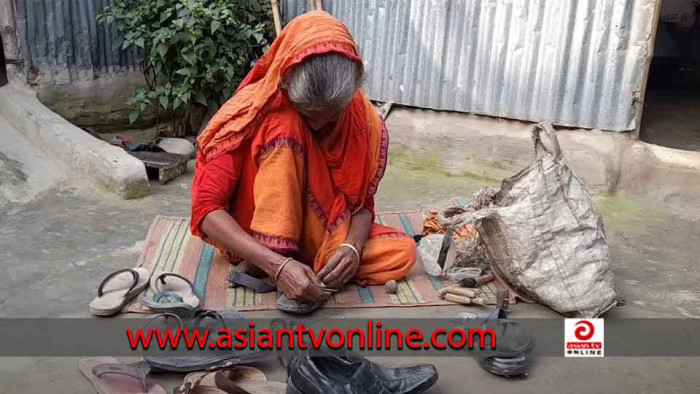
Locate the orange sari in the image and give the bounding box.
[191,12,415,285]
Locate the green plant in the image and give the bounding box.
[98,0,273,134]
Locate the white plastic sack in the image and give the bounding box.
[443,123,617,317]
[417,234,455,277]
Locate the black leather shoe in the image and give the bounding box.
[286,349,438,394]
[472,308,535,377]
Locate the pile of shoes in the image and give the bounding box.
[81,311,272,393]
[80,313,439,393]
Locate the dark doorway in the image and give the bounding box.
[0,32,7,87]
[640,1,700,152]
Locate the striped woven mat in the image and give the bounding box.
[125,208,503,312]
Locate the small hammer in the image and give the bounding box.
[458,273,494,288]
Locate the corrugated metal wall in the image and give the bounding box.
[15,0,140,84]
[282,0,658,131]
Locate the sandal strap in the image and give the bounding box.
[228,271,276,293]
[141,312,184,331]
[195,311,227,330]
[97,268,139,298]
[174,371,219,394]
[92,360,151,393]
[214,370,253,394]
[155,272,195,294]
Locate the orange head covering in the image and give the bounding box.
[196,11,384,212]
[198,11,361,160]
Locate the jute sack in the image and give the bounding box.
[443,123,617,317]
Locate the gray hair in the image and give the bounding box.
[282,53,363,112]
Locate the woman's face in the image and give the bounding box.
[298,108,343,131]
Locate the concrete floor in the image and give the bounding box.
[1,112,700,393]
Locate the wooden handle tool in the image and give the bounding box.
[444,293,472,305]
[439,285,480,298]
[458,273,494,288]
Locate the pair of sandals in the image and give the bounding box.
[80,360,284,394]
[89,268,200,317]
[80,312,275,394]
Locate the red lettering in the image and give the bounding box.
[257,329,273,349]
[448,330,466,349]
[233,328,248,349]
[326,329,345,349]
[126,328,152,350]
[276,328,294,350]
[217,329,232,349]
[431,329,447,349]
[385,329,403,350]
[405,329,423,350]
[307,329,325,349]
[181,328,209,349]
[347,329,365,350]
[154,328,181,349]
[469,328,496,350]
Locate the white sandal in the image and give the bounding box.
[142,271,200,317]
[89,268,150,316]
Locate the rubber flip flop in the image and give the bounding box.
[89,268,150,316]
[79,357,165,394]
[143,312,269,373]
[174,366,285,394]
[142,271,200,317]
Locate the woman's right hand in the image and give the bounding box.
[276,259,328,301]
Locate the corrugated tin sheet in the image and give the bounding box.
[282,0,658,131]
[15,0,140,84]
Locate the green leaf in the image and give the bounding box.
[182,52,196,65]
[194,91,208,106]
[159,95,169,110]
[157,44,168,58]
[102,0,273,131]
[211,20,221,34]
[128,111,140,125]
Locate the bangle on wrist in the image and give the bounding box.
[339,243,361,261]
[274,257,293,283]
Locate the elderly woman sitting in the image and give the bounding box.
[191,12,415,313]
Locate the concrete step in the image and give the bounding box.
[0,83,150,199]
[0,114,68,204]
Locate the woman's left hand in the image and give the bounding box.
[318,245,360,289]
